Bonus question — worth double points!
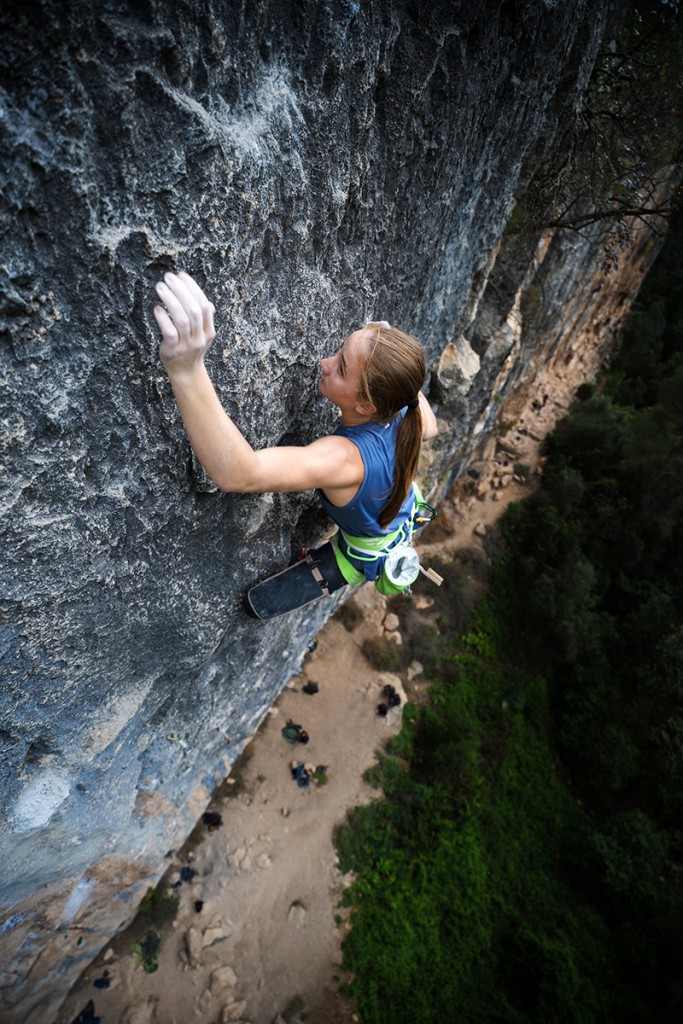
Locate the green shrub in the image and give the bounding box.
[131,930,161,973]
[361,636,400,671]
[135,885,179,931]
[589,810,669,910]
[335,598,364,632]
[401,623,445,677]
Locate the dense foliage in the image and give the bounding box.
[336,214,683,1022]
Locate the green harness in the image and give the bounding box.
[330,484,437,596]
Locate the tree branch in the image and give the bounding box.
[549,205,673,230]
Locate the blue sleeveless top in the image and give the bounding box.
[317,413,415,538]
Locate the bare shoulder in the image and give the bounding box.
[311,433,364,507]
[418,392,438,440]
[304,433,365,485]
[307,432,362,462]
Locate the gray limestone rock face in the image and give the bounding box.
[0,0,611,1019]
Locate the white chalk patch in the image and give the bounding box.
[82,684,155,757]
[11,770,70,833]
[59,876,95,927]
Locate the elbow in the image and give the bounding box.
[418,394,438,440]
[209,451,266,494]
[216,473,262,494]
[210,467,247,492]
[211,458,261,494]
[426,408,439,439]
[216,476,251,494]
[422,417,438,441]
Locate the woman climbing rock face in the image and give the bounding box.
[154,271,438,618]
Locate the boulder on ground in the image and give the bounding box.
[120,1000,157,1024]
[210,965,238,994]
[184,926,203,969]
[220,1000,248,1021]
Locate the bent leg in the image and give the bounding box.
[245,542,347,620]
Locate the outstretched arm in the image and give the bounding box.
[154,273,362,495]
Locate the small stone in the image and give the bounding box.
[203,925,229,947]
[281,807,290,817]
[474,522,487,537]
[210,965,238,994]
[413,595,434,610]
[383,613,400,632]
[228,843,250,868]
[103,948,114,961]
[120,1001,156,1024]
[220,1000,248,1021]
[287,901,307,926]
[407,660,424,681]
[185,926,203,968]
[256,853,271,869]
[492,491,501,502]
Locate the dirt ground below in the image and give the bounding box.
[59,365,578,1024]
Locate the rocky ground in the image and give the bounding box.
[58,364,577,1024]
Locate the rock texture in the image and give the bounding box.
[0,0,644,1020]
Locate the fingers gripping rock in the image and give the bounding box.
[154,271,217,371]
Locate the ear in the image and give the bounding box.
[354,398,377,417]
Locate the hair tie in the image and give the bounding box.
[407,398,420,410]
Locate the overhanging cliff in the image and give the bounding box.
[0,0,624,1019]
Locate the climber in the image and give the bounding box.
[153,271,438,618]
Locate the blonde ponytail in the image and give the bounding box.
[358,325,427,529]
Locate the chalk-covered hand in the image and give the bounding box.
[154,272,216,375]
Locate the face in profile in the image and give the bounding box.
[318,328,374,412]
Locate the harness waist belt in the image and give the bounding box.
[338,518,411,564]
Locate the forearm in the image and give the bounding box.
[167,364,257,490]
[153,272,362,497]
